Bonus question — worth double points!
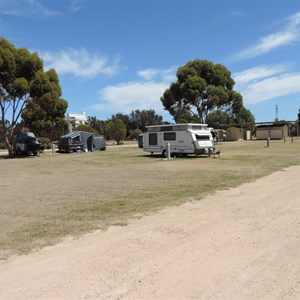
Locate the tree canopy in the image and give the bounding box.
[128,109,164,132]
[0,38,42,155]
[87,116,107,136]
[207,110,231,127]
[105,118,127,145]
[161,59,253,124]
[22,68,68,141]
[73,124,98,134]
[0,38,68,155]
[86,110,165,143]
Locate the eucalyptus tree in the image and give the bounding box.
[128,109,163,132]
[0,38,67,155]
[22,68,68,141]
[0,39,42,155]
[87,116,107,136]
[161,59,248,124]
[105,118,126,145]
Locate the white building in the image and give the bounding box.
[66,112,88,130]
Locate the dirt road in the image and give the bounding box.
[0,166,300,299]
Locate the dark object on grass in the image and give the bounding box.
[58,131,106,153]
[13,132,42,156]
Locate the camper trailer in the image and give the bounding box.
[13,132,42,156]
[142,123,215,157]
[58,131,106,153]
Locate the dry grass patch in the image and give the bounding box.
[1,139,300,260]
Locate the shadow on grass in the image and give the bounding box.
[0,154,41,160]
[137,153,212,159]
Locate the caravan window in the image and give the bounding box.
[195,134,210,140]
[149,133,158,145]
[164,132,176,141]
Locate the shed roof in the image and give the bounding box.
[256,122,288,128]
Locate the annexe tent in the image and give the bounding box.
[93,136,106,151]
[59,131,106,152]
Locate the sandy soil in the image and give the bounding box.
[0,166,300,300]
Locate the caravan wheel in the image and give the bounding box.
[162,150,166,157]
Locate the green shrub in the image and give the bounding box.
[129,128,143,140]
[37,137,51,149]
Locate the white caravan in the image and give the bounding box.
[142,123,215,157]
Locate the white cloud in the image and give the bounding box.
[41,48,121,78]
[91,67,177,114]
[138,69,160,81]
[233,64,288,84]
[69,0,84,13]
[233,64,300,105]
[0,0,61,18]
[287,11,300,29]
[138,66,177,81]
[94,81,169,113]
[233,11,300,61]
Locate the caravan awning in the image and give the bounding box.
[61,131,81,139]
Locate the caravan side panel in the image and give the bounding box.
[143,129,214,155]
[143,132,163,154]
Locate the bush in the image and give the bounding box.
[73,124,98,134]
[129,128,143,140]
[38,137,51,149]
[0,142,7,149]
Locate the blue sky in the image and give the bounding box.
[1,0,300,123]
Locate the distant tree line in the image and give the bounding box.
[0,108,166,148]
[73,109,166,145]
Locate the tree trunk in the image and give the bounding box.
[2,121,15,157]
[197,106,204,124]
[5,136,13,157]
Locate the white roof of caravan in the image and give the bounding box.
[146,123,208,132]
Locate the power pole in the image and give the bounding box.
[275,105,279,122]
